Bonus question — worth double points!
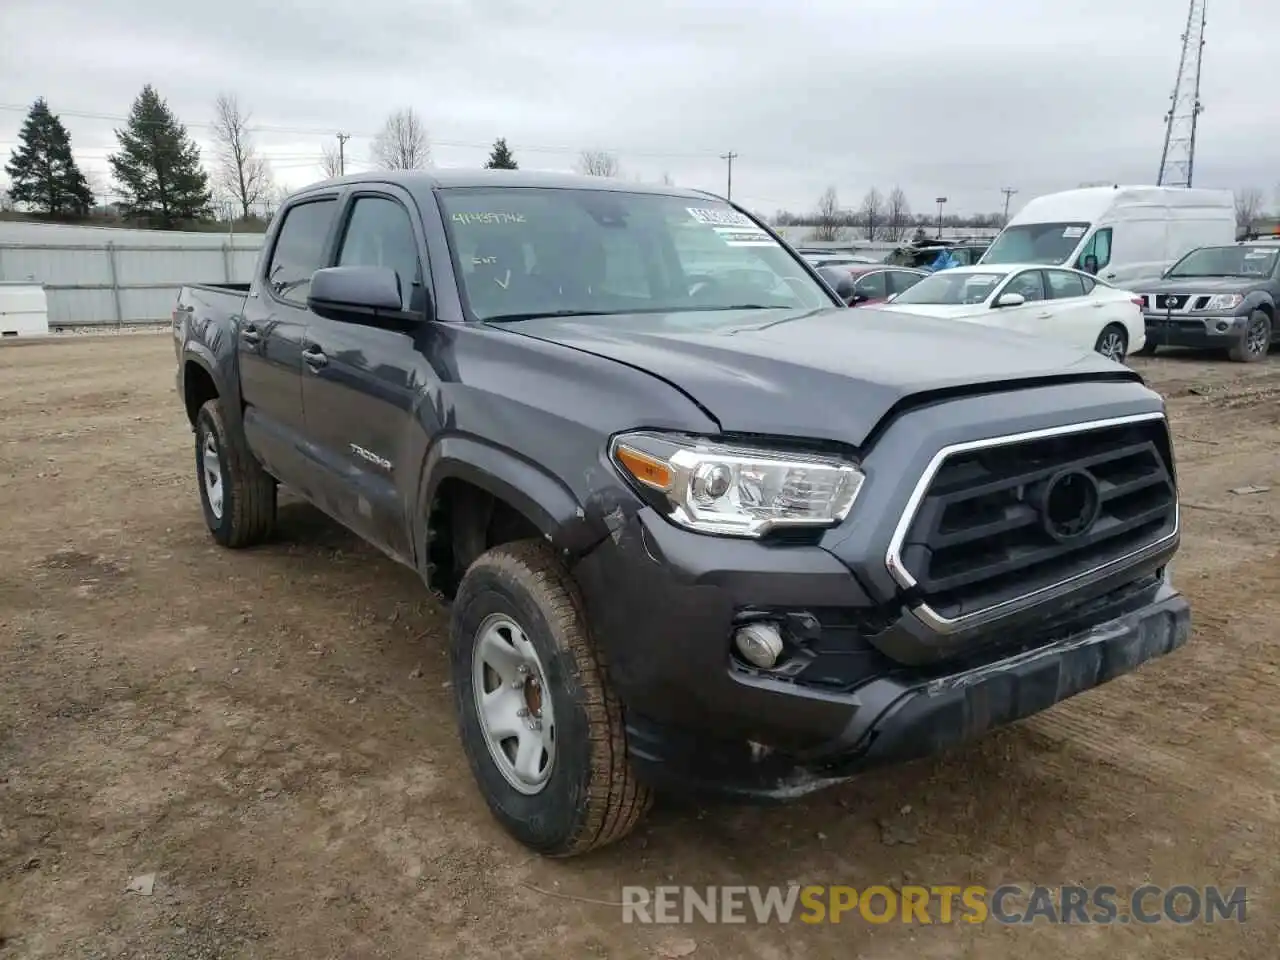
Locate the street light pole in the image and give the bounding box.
[720,151,738,201]
[935,197,948,238]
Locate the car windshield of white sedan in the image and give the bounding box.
[889,271,1007,306]
[1167,246,1280,278]
[438,188,831,322]
[982,222,1091,265]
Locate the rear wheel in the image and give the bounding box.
[1094,324,1128,363]
[195,399,277,547]
[1227,310,1271,363]
[450,539,651,856]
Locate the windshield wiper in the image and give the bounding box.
[482,309,619,324]
[691,303,788,311]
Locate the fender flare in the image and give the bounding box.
[179,344,227,421]
[417,435,605,560]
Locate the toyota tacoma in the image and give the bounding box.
[173,171,1191,857]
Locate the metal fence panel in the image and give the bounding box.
[0,222,266,326]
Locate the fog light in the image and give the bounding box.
[733,622,784,668]
[1216,321,1230,332]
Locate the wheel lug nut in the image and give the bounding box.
[517,707,528,717]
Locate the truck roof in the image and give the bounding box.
[303,168,720,200]
[1009,185,1235,226]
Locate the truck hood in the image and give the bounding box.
[1140,276,1262,294]
[495,306,1136,445]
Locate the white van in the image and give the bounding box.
[979,185,1236,287]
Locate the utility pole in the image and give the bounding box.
[1001,187,1018,224]
[935,197,948,238]
[720,151,738,201]
[336,132,351,176]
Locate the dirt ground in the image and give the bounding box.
[1,333,1277,959]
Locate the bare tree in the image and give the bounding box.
[211,93,271,220]
[811,186,844,242]
[885,186,910,241]
[320,142,343,179]
[660,171,674,186]
[577,150,620,177]
[860,187,884,241]
[1235,187,1264,234]
[372,108,430,170]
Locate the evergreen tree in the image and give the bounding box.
[109,84,212,227]
[484,137,518,170]
[4,98,94,217]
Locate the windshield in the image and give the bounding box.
[437,188,832,321]
[1167,245,1280,278]
[982,222,1090,265]
[889,270,1008,306]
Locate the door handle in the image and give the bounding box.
[1036,312,1052,320]
[302,346,328,370]
[240,325,262,346]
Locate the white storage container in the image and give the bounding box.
[0,282,50,337]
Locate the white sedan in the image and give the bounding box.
[876,264,1146,362]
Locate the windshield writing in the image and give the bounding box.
[982,222,1090,265]
[1168,246,1279,278]
[890,271,1008,305]
[438,188,831,322]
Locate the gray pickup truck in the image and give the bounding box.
[173,170,1190,857]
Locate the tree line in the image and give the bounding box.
[773,186,1012,243]
[2,90,636,231]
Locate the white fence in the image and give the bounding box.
[0,222,266,327]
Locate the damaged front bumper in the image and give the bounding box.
[574,506,1191,802]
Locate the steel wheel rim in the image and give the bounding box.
[472,612,555,795]
[1246,318,1268,356]
[202,431,224,520]
[1100,332,1125,361]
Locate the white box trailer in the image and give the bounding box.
[0,282,50,337]
[979,185,1236,288]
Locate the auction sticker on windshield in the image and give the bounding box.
[687,207,776,247]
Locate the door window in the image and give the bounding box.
[336,196,423,311]
[266,198,338,305]
[853,271,887,300]
[1004,270,1046,302]
[1045,269,1086,299]
[1076,228,1113,272]
[888,270,924,295]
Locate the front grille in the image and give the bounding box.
[1155,294,1188,310]
[896,418,1177,622]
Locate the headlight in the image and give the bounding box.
[1202,293,1243,310]
[609,431,865,537]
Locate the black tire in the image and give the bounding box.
[450,539,652,856]
[1227,310,1271,363]
[1134,339,1158,356]
[1094,323,1128,363]
[195,398,277,548]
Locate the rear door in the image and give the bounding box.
[887,270,925,297]
[1042,268,1101,349]
[851,269,889,306]
[299,186,435,562]
[237,195,340,481]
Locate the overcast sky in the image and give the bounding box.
[3,0,1278,218]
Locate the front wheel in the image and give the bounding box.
[450,540,652,856]
[1227,310,1272,363]
[1095,324,1129,363]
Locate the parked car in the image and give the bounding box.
[173,171,1189,857]
[886,239,990,272]
[1136,242,1278,362]
[820,263,928,306]
[797,250,880,269]
[878,264,1145,362]
[980,185,1236,287]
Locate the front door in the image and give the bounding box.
[237,195,340,482]
[299,188,436,563]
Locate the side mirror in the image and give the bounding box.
[993,292,1026,308]
[817,266,856,304]
[307,266,409,322]
[1082,254,1099,275]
